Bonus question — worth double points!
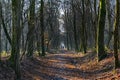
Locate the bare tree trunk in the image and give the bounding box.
[72,1,79,52]
[9,0,21,79]
[21,0,25,52]
[97,0,107,62]
[40,0,45,56]
[81,0,87,53]
[114,0,120,69]
[106,0,113,48]
[0,1,2,61]
[94,0,97,48]
[27,0,35,57]
[0,22,1,61]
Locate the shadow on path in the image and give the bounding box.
[21,50,114,80]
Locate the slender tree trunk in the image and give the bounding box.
[94,0,97,48]
[106,0,113,48]
[69,33,73,50]
[72,1,79,52]
[5,38,8,51]
[27,0,35,57]
[0,1,2,61]
[0,22,1,61]
[114,0,120,69]
[81,0,87,53]
[40,0,45,56]
[97,0,107,61]
[21,0,25,52]
[73,10,78,51]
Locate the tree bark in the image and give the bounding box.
[81,0,87,53]
[9,0,22,79]
[27,0,35,57]
[40,0,45,56]
[114,0,120,69]
[0,1,2,61]
[97,0,107,61]
[72,1,79,52]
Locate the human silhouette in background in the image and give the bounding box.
[60,42,65,50]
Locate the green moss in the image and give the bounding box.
[97,0,107,62]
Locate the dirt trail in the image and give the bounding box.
[1,50,120,80]
[21,50,120,80]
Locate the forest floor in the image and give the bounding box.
[1,50,120,80]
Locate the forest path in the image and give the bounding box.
[21,50,120,80]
